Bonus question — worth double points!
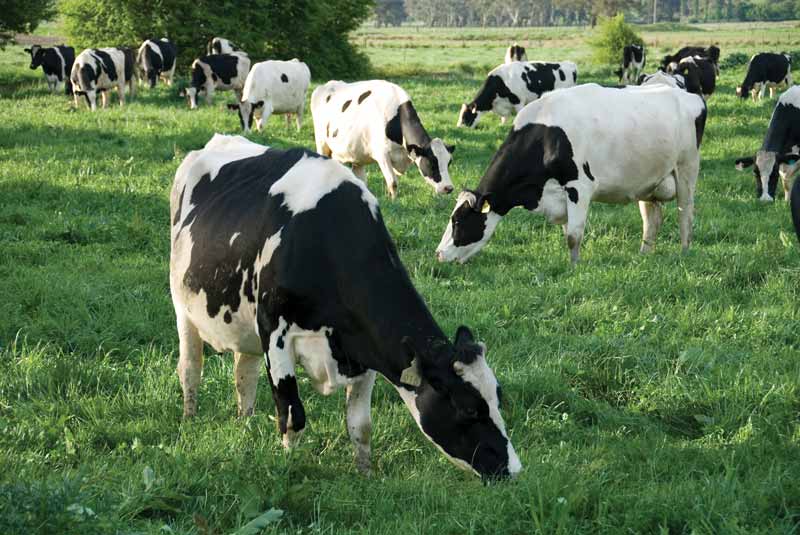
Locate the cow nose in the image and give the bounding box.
[436,250,445,262]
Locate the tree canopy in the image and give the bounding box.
[0,0,55,46]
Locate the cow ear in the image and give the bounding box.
[446,144,455,154]
[453,326,475,347]
[407,144,422,158]
[472,193,492,213]
[24,48,31,53]
[735,157,755,171]
[226,103,240,111]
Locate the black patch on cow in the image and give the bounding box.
[224,310,232,323]
[331,128,338,138]
[661,45,718,72]
[451,199,489,247]
[173,186,186,225]
[325,123,330,137]
[582,162,595,181]
[326,330,368,378]
[93,49,118,81]
[193,54,241,90]
[559,69,566,81]
[281,73,288,83]
[470,74,521,113]
[675,57,716,96]
[566,187,578,203]
[572,70,577,83]
[269,375,306,434]
[694,105,707,149]
[357,90,371,104]
[342,99,352,112]
[385,101,442,183]
[519,63,560,97]
[326,94,331,102]
[739,53,790,98]
[762,101,800,154]
[121,48,135,83]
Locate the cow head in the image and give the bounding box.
[436,190,501,263]
[227,100,262,132]
[399,326,521,480]
[408,139,455,194]
[457,103,481,128]
[24,45,43,70]
[735,150,800,202]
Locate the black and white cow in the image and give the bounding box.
[207,37,238,55]
[70,47,136,110]
[227,59,310,133]
[735,86,800,202]
[437,83,707,265]
[670,56,716,98]
[170,134,521,479]
[24,44,75,95]
[182,52,250,109]
[505,43,527,64]
[136,38,177,88]
[457,61,578,128]
[736,53,793,102]
[615,44,645,84]
[661,45,720,75]
[791,173,800,242]
[311,80,455,198]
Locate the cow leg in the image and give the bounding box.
[375,153,399,199]
[758,84,767,101]
[770,86,776,99]
[638,201,663,254]
[101,91,109,109]
[346,370,376,475]
[352,165,367,181]
[259,101,274,132]
[563,181,592,265]
[118,81,126,107]
[676,159,699,252]
[285,114,292,129]
[234,352,261,417]
[295,103,304,131]
[176,313,204,418]
[259,317,306,449]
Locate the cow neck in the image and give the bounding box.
[470,76,498,111]
[474,123,547,216]
[336,236,451,384]
[397,101,432,150]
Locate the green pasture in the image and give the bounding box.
[1,21,799,534]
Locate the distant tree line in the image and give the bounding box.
[373,0,800,26]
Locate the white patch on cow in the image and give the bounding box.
[436,191,502,264]
[255,229,282,272]
[268,316,295,385]
[429,138,454,194]
[269,154,378,219]
[229,232,241,246]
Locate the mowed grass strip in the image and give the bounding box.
[1,22,800,534]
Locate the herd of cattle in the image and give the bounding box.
[22,36,800,480]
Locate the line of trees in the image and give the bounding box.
[374,0,800,27]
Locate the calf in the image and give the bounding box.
[661,45,720,75]
[615,44,645,84]
[136,38,177,88]
[70,47,136,110]
[207,37,237,55]
[735,86,800,201]
[671,56,716,98]
[311,80,455,198]
[505,43,527,64]
[227,59,310,133]
[437,83,707,265]
[736,53,792,101]
[25,44,75,95]
[170,133,521,479]
[182,52,250,109]
[457,61,578,128]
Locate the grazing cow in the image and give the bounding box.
[70,47,136,110]
[181,52,250,109]
[437,83,707,265]
[227,59,311,133]
[24,44,75,95]
[136,38,177,88]
[311,80,455,197]
[734,86,800,202]
[207,37,238,55]
[736,53,792,102]
[170,134,521,479]
[457,61,578,128]
[671,56,716,98]
[661,45,720,75]
[505,43,527,64]
[615,44,646,84]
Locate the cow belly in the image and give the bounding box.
[293,331,352,395]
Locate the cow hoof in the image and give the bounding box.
[282,428,304,449]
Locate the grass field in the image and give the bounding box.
[2,21,800,534]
